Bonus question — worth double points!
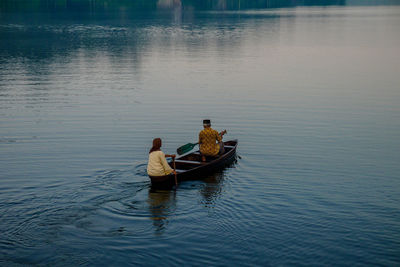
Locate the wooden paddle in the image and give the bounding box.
[176,142,198,155]
[177,130,227,155]
[172,157,177,186]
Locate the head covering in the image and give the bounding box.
[149,138,162,154]
[203,119,211,126]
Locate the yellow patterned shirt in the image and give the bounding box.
[199,127,222,156]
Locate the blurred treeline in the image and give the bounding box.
[0,0,349,12]
[2,0,399,13]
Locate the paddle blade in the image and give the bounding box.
[177,143,197,155]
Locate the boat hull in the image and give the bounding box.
[149,139,238,188]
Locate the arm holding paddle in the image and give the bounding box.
[165,154,176,175]
[219,130,227,139]
[218,130,227,155]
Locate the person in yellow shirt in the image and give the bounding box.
[147,138,176,177]
[198,119,226,162]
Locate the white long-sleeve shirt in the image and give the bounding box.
[147,151,173,176]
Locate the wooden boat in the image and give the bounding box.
[149,140,238,187]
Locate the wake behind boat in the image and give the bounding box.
[149,139,238,187]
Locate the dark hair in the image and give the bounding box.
[149,138,162,154]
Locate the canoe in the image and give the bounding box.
[149,139,238,187]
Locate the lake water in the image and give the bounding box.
[1,3,400,266]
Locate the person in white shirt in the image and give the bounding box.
[147,138,176,177]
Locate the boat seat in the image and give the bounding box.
[193,145,233,154]
[175,159,203,165]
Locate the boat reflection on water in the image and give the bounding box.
[198,171,225,208]
[147,158,237,234]
[147,189,177,235]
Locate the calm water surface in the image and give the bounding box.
[1,5,400,266]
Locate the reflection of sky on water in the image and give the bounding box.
[0,9,280,89]
[2,10,399,112]
[1,6,399,118]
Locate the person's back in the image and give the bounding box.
[199,119,225,161]
[147,138,175,177]
[199,126,221,157]
[147,150,173,176]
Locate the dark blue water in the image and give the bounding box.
[1,3,400,266]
